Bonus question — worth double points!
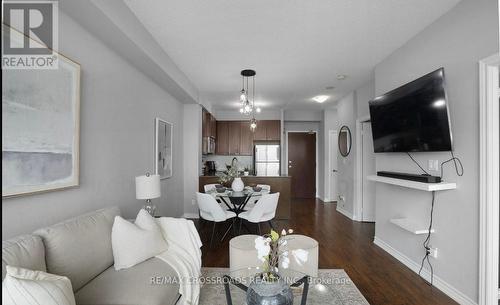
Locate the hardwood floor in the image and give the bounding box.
[197,198,458,305]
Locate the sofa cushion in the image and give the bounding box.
[33,207,120,291]
[2,234,46,280]
[2,265,76,305]
[112,210,168,270]
[75,257,180,305]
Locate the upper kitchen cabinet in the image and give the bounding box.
[253,120,281,141]
[240,121,254,155]
[228,121,241,155]
[202,108,217,138]
[216,121,229,155]
[210,114,217,139]
[253,120,267,140]
[266,120,281,141]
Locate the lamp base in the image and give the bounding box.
[143,199,156,216]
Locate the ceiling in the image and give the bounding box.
[124,0,460,111]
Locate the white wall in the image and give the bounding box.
[335,93,357,214]
[373,0,498,302]
[356,79,375,119]
[182,104,203,217]
[322,109,339,201]
[284,110,323,122]
[2,11,186,239]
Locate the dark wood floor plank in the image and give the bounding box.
[196,198,458,305]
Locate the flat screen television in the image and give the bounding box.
[368,68,452,153]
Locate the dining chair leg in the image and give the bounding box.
[210,222,216,248]
[268,220,275,230]
[238,219,243,235]
[258,223,262,235]
[221,221,233,242]
[232,218,237,236]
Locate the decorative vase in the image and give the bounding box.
[244,171,249,176]
[246,273,293,305]
[231,177,244,192]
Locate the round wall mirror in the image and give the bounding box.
[338,125,352,157]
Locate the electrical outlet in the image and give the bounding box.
[428,247,438,258]
[428,160,439,171]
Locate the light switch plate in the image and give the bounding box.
[428,160,439,171]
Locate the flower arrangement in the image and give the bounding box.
[254,229,308,282]
[216,160,241,185]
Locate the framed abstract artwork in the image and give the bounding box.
[155,118,173,179]
[2,25,81,198]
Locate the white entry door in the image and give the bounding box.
[361,122,376,222]
[329,130,338,202]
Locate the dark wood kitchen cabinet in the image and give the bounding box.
[253,120,281,141]
[216,121,229,155]
[253,121,267,141]
[228,121,241,155]
[202,108,217,139]
[239,121,254,155]
[210,114,217,138]
[216,120,280,155]
[266,120,281,140]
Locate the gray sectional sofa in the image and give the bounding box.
[1,207,181,305]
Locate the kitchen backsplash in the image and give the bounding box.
[203,155,253,171]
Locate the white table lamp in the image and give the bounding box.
[135,173,161,216]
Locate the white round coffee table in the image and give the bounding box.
[229,234,262,272]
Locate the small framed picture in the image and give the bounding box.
[155,118,173,179]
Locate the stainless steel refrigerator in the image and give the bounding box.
[254,144,280,176]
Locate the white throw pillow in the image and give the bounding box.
[112,209,168,270]
[2,265,76,305]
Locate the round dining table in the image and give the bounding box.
[207,187,269,215]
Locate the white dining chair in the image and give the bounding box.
[196,192,236,247]
[203,183,226,206]
[203,184,219,192]
[248,184,271,208]
[257,184,271,192]
[238,192,279,235]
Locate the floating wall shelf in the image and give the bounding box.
[367,175,456,192]
[390,218,435,235]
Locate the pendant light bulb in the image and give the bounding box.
[250,118,257,131]
[240,89,246,103]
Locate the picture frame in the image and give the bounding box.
[2,24,81,198]
[155,118,173,179]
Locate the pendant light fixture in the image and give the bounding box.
[239,70,256,116]
[238,69,259,131]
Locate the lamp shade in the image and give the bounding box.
[135,174,161,200]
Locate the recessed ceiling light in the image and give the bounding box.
[325,86,335,90]
[337,74,347,80]
[312,95,329,103]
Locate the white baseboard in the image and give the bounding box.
[373,237,477,305]
[182,213,199,219]
[336,206,354,220]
